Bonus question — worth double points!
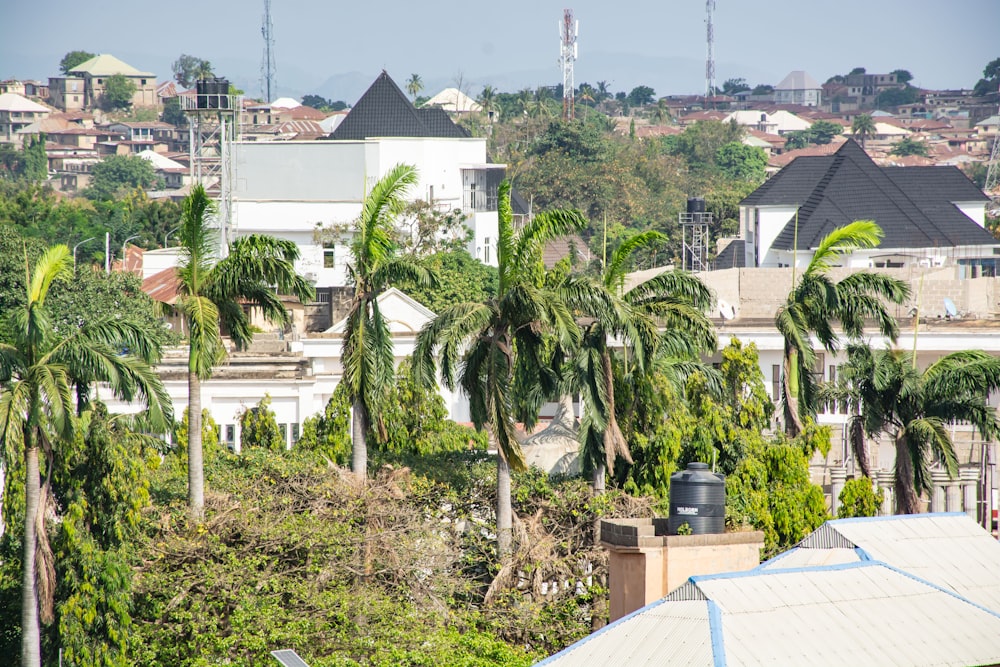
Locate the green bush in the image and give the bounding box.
[837,477,884,518]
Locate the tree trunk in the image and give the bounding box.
[21,445,40,667]
[496,453,512,558]
[351,398,367,481]
[783,351,804,438]
[188,371,204,522]
[592,461,607,495]
[894,434,920,515]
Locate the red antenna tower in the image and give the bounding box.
[560,9,578,121]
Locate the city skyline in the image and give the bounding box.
[3,0,998,103]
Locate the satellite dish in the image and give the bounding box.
[718,299,736,320]
[943,297,958,318]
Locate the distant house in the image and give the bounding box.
[48,54,157,111]
[0,92,50,143]
[724,109,811,135]
[422,88,482,114]
[740,139,996,273]
[773,70,822,107]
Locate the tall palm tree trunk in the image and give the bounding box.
[188,371,204,522]
[592,462,607,494]
[21,443,41,667]
[894,434,920,514]
[496,453,512,558]
[351,398,367,481]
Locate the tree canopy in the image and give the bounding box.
[101,74,136,111]
[171,54,214,89]
[58,51,94,75]
[85,155,158,201]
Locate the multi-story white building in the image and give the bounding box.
[232,71,503,292]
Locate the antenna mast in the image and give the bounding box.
[705,0,716,106]
[560,9,578,121]
[985,83,1000,197]
[261,0,276,102]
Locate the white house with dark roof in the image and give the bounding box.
[233,71,505,292]
[773,70,823,107]
[738,139,996,272]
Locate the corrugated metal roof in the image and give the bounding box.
[535,600,713,667]
[538,560,1000,666]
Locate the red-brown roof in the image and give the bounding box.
[768,138,847,168]
[142,267,182,305]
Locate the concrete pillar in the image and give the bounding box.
[830,468,847,518]
[961,468,979,521]
[930,470,949,513]
[876,470,894,515]
[945,474,962,513]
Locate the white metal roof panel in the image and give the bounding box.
[757,546,861,570]
[535,600,713,667]
[703,563,1000,667]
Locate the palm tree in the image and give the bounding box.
[834,345,1000,514]
[171,185,313,521]
[0,245,171,667]
[595,80,611,103]
[573,231,716,492]
[650,99,673,125]
[775,220,909,437]
[414,181,588,556]
[342,164,434,479]
[406,73,423,101]
[851,114,876,150]
[478,85,497,122]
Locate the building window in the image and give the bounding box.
[225,424,235,444]
[279,423,288,443]
[323,244,335,268]
[772,365,781,402]
[72,95,78,102]
[97,79,102,84]
[141,79,147,85]
[483,237,491,263]
[291,423,300,444]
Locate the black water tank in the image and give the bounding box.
[196,78,208,109]
[213,78,230,109]
[668,462,725,535]
[687,197,706,214]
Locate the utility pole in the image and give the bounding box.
[984,83,1000,196]
[559,9,578,121]
[705,0,716,107]
[260,0,276,102]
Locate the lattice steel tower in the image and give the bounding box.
[183,81,242,255]
[559,9,578,121]
[261,0,276,102]
[705,0,716,105]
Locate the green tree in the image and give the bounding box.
[890,69,914,85]
[715,141,767,182]
[890,136,929,157]
[669,119,744,170]
[301,94,332,110]
[171,54,214,89]
[168,185,312,521]
[340,164,433,479]
[161,96,187,127]
[0,245,170,667]
[837,476,883,518]
[626,85,655,107]
[574,231,715,492]
[298,384,352,465]
[806,120,843,145]
[406,73,424,101]
[85,155,157,201]
[876,86,919,107]
[775,221,909,437]
[393,250,497,314]
[21,135,47,183]
[751,84,774,95]
[479,85,498,121]
[238,394,283,451]
[832,345,1000,514]
[59,51,94,75]
[973,57,1000,97]
[721,78,751,95]
[101,74,136,111]
[851,114,877,150]
[415,181,587,556]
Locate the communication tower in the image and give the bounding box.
[261,0,276,103]
[680,197,712,272]
[559,9,578,121]
[182,79,242,254]
[705,0,716,106]
[985,84,1000,197]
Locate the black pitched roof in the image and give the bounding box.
[743,139,994,252]
[328,71,470,140]
[713,239,746,270]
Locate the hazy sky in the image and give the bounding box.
[3,0,998,103]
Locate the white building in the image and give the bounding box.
[232,71,503,291]
[773,70,823,107]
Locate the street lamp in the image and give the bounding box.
[164,225,181,247]
[73,237,96,268]
[120,234,141,270]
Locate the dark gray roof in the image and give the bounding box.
[742,139,994,252]
[712,239,746,270]
[328,71,469,140]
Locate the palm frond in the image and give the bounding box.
[178,294,225,379]
[27,245,72,308]
[512,208,587,274]
[605,231,665,290]
[807,220,883,276]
